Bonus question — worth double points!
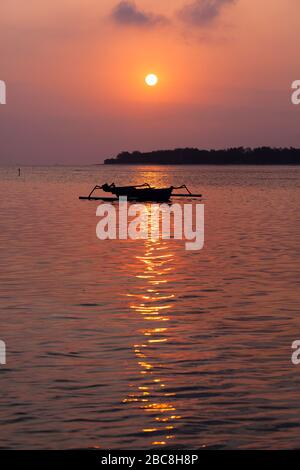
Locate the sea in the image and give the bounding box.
[0,164,299,449]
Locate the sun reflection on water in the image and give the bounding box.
[123,235,181,447]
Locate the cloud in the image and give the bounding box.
[177,0,236,26]
[111,1,167,27]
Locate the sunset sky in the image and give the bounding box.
[0,0,299,164]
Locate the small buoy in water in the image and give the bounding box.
[18,168,21,176]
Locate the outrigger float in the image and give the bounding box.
[79,183,202,202]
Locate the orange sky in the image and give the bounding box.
[0,0,299,164]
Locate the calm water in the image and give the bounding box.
[0,165,300,449]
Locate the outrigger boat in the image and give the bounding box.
[79,183,202,202]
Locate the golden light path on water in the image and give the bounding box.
[123,228,181,447]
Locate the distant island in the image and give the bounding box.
[104,147,300,165]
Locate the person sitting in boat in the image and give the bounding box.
[102,183,115,193]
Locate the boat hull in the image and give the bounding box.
[113,187,173,202]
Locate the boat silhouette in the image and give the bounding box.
[80,183,202,202]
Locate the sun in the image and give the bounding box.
[145,73,158,87]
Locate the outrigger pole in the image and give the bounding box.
[170,184,202,197]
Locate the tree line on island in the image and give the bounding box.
[104,147,300,165]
